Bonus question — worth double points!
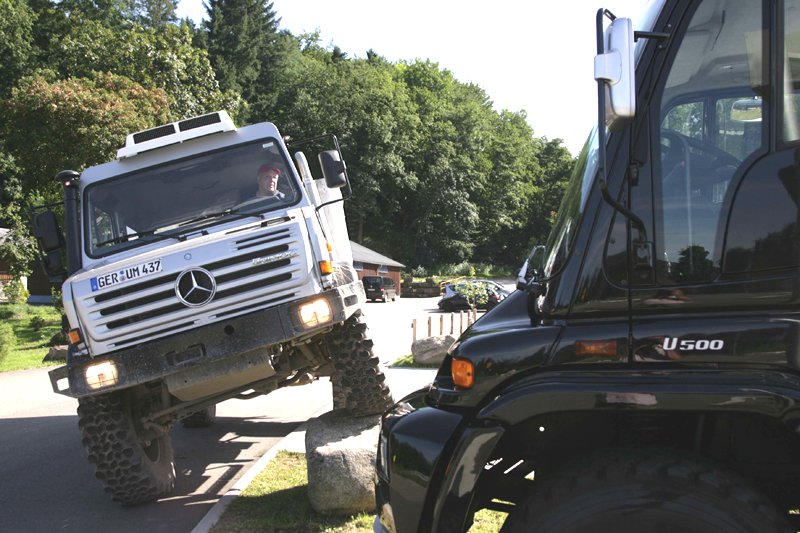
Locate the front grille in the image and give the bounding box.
[133,124,176,144]
[79,222,310,352]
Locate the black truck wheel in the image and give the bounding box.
[77,390,175,506]
[326,309,393,416]
[499,447,792,533]
[181,405,216,428]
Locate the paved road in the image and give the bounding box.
[0,295,445,533]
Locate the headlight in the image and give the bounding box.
[85,361,118,390]
[298,299,332,329]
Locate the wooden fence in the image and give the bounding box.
[411,309,479,341]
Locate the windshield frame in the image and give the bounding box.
[83,137,303,260]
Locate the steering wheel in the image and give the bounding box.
[660,129,741,170]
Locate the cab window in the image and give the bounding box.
[656,0,766,285]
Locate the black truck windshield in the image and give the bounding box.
[84,139,301,257]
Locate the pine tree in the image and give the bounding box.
[204,0,281,121]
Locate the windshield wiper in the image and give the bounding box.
[96,230,179,248]
[178,208,243,227]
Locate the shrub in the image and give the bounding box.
[51,287,64,314]
[3,279,29,304]
[30,315,47,331]
[48,329,68,347]
[0,307,14,320]
[0,322,15,363]
[410,265,428,278]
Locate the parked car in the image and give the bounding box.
[362,276,398,302]
[437,282,506,312]
[441,280,512,299]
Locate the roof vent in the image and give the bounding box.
[117,111,236,159]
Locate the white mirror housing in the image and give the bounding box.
[594,17,635,132]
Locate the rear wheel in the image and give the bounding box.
[326,310,393,416]
[77,389,175,505]
[181,405,216,428]
[499,447,792,533]
[442,301,455,313]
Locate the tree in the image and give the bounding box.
[132,0,177,28]
[52,20,242,120]
[0,0,36,98]
[204,0,281,120]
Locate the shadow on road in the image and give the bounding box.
[0,413,302,533]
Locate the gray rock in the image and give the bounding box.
[411,335,457,365]
[305,410,381,515]
[43,345,68,362]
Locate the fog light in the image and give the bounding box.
[299,299,332,329]
[85,361,118,390]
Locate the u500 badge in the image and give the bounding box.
[663,337,724,351]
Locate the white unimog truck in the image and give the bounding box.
[31,111,393,505]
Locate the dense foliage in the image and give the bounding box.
[0,0,574,285]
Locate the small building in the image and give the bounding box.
[350,241,405,295]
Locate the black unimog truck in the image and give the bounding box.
[375,0,800,531]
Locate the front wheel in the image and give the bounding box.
[77,389,176,505]
[500,447,792,533]
[326,309,393,416]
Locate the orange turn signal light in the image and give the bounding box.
[326,242,333,252]
[576,340,617,357]
[68,328,83,345]
[451,358,474,389]
[319,261,333,274]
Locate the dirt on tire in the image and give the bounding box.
[326,309,394,416]
[77,391,175,505]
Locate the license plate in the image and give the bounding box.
[91,259,162,291]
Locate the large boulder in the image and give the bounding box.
[305,410,381,515]
[411,334,457,365]
[43,345,68,362]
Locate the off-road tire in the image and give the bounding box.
[500,447,792,533]
[181,405,216,428]
[326,309,393,416]
[77,391,176,506]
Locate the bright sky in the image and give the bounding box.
[176,0,650,156]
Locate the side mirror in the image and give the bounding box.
[594,16,635,132]
[318,150,348,189]
[32,210,67,279]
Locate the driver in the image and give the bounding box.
[255,164,286,200]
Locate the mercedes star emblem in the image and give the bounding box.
[175,267,216,307]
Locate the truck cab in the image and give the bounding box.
[375,1,800,531]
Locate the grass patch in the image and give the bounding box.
[212,451,373,532]
[212,450,506,533]
[389,354,440,369]
[0,304,64,373]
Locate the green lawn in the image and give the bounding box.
[0,304,64,373]
[212,451,506,532]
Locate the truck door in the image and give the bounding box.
[630,0,800,366]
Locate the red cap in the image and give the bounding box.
[257,164,281,176]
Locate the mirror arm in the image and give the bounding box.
[634,31,670,42]
[599,179,647,242]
